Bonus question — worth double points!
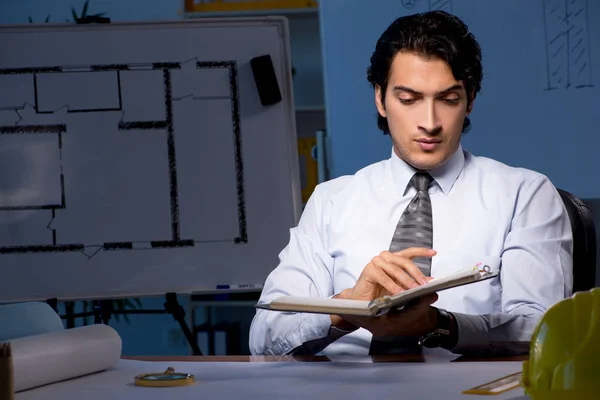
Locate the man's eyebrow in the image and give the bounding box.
[437,84,464,95]
[392,86,422,95]
[392,84,464,95]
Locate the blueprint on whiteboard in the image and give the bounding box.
[0,59,247,260]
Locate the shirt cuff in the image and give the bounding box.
[450,312,490,354]
[277,312,329,354]
[286,314,357,356]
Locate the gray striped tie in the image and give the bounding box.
[368,172,433,355]
[389,172,433,276]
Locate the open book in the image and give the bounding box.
[255,265,497,317]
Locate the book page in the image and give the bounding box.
[272,296,370,308]
[372,269,494,312]
[263,296,372,316]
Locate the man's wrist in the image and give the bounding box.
[330,315,357,331]
[418,308,459,349]
[330,289,358,331]
[426,306,439,333]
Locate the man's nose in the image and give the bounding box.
[418,101,442,134]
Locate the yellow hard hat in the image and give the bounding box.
[521,287,600,399]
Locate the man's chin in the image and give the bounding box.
[407,154,448,171]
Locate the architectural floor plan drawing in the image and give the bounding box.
[0,59,247,259]
[543,0,594,90]
[400,0,453,13]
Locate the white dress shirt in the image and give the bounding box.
[249,145,573,356]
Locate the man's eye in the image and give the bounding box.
[442,98,459,105]
[399,98,416,105]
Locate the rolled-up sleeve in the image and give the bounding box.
[451,175,573,354]
[249,184,336,355]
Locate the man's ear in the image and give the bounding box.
[375,85,387,117]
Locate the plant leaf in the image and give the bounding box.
[123,299,136,309]
[28,16,33,23]
[71,7,78,22]
[44,14,51,23]
[114,299,125,311]
[133,298,143,309]
[82,0,89,18]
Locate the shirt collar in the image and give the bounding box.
[389,144,465,195]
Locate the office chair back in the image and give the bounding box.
[557,189,597,293]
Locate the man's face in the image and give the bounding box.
[375,51,473,171]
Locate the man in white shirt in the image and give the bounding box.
[249,10,573,356]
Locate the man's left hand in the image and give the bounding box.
[339,294,439,337]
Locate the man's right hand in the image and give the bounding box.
[348,247,436,300]
[331,247,436,329]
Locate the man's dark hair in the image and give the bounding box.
[366,10,483,134]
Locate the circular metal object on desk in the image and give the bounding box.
[134,367,195,387]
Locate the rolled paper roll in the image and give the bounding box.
[9,324,122,392]
[0,342,14,400]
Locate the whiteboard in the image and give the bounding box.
[0,18,301,302]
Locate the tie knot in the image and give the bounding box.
[410,172,432,193]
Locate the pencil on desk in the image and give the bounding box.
[0,342,15,400]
